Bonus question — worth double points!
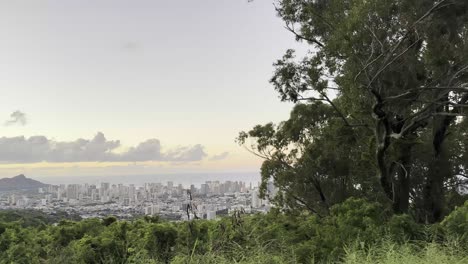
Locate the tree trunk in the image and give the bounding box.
[392,140,412,214]
[373,95,393,202]
[424,112,451,223]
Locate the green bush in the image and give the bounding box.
[441,201,468,244]
[145,223,178,262]
[386,214,424,242]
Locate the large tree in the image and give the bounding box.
[240,0,468,222]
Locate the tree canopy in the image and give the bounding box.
[239,0,468,223]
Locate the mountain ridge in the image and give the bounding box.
[0,174,46,191]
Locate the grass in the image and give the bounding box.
[343,240,468,264]
[168,239,468,264]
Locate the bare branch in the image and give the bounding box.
[290,193,323,217]
[448,64,468,86]
[297,97,327,102]
[243,146,270,160]
[432,112,468,117]
[320,92,351,127]
[285,23,325,48]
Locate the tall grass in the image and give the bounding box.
[343,239,468,264]
[170,239,468,264]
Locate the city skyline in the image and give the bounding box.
[0,0,304,178]
[1,177,274,221]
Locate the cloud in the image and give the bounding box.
[210,152,229,161]
[0,132,208,163]
[4,111,27,126]
[165,145,207,162]
[121,139,162,161]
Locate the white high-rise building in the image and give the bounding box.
[251,188,262,208]
[8,195,16,206]
[144,204,160,215]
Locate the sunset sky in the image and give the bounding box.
[0,0,302,178]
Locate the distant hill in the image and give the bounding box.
[0,174,47,192]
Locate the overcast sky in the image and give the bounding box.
[0,0,303,178]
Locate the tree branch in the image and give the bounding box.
[285,23,324,48]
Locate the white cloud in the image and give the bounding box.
[210,152,229,161]
[164,144,207,162]
[121,139,162,161]
[4,111,27,126]
[0,132,209,163]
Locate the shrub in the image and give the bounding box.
[145,223,178,262]
[441,201,468,244]
[386,214,424,242]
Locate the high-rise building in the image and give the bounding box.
[100,182,110,192]
[251,188,261,208]
[144,204,160,215]
[267,181,278,198]
[91,189,98,201]
[129,184,136,202]
[66,184,80,200]
[200,184,208,195]
[8,195,16,206]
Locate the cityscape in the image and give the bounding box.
[1,1,467,263]
[0,178,278,221]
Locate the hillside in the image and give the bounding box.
[0,199,466,263]
[0,174,46,191]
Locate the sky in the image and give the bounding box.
[0,0,303,179]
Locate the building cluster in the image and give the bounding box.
[0,180,278,221]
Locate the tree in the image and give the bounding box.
[238,102,376,216]
[240,0,468,222]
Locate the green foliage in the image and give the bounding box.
[0,209,80,228]
[386,214,424,242]
[145,223,178,262]
[0,199,467,263]
[171,252,292,264]
[102,216,118,226]
[343,240,468,264]
[441,201,468,243]
[239,0,468,223]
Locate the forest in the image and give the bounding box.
[2,0,468,263]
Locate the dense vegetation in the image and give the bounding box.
[0,199,466,263]
[0,210,81,228]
